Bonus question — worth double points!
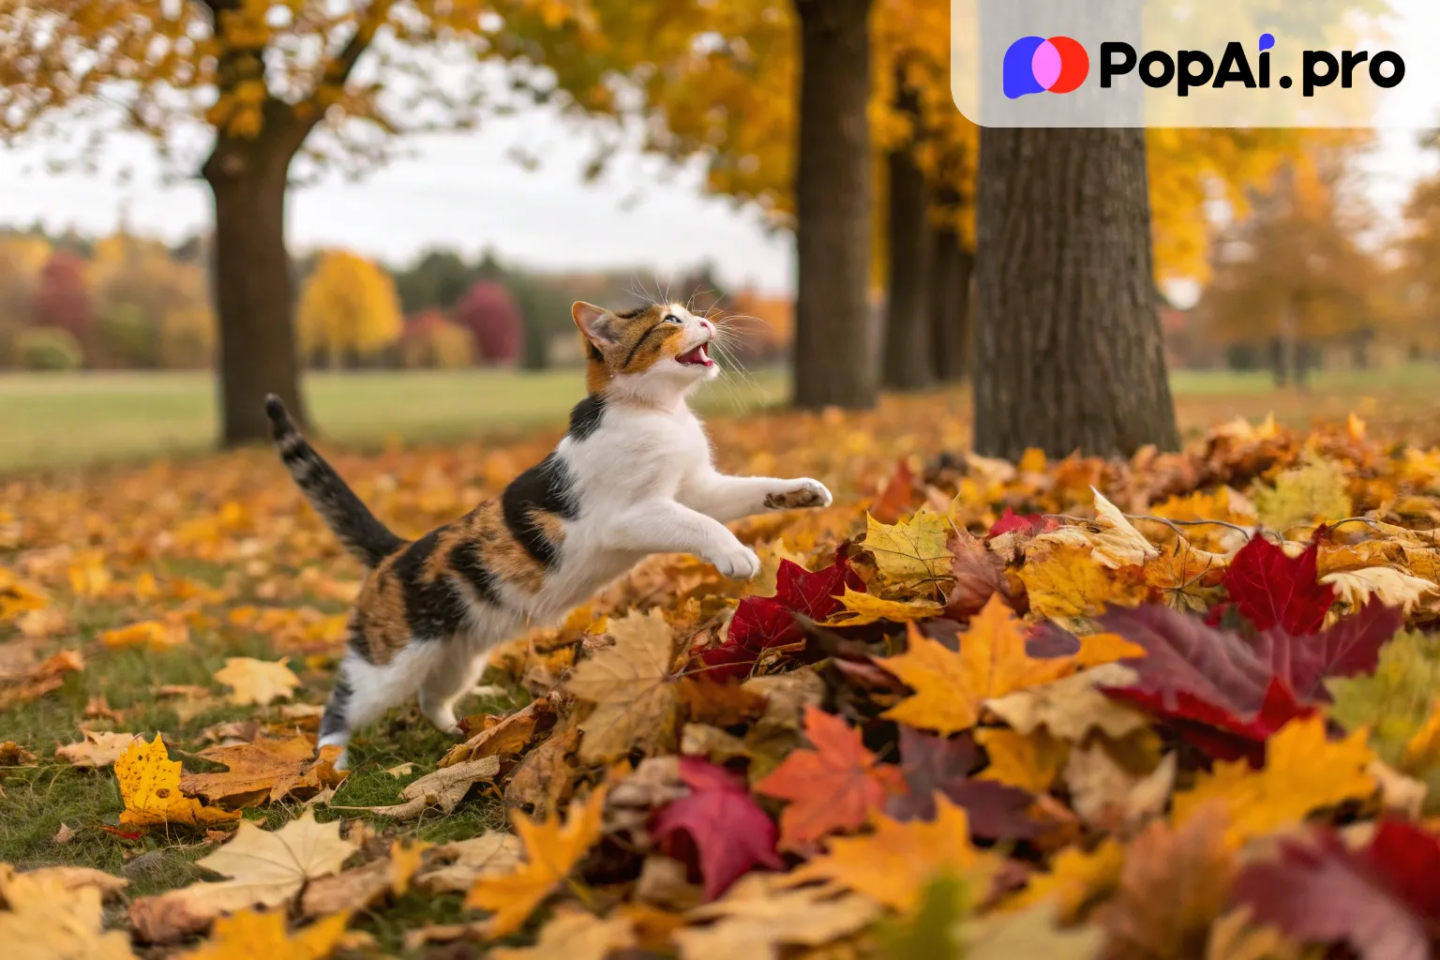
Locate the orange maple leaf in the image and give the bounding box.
[754,706,906,849]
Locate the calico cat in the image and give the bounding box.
[267,300,831,767]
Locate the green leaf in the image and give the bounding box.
[1253,455,1351,531]
[1327,630,1440,766]
[876,872,967,960]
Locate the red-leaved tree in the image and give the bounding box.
[455,281,523,367]
[32,253,95,342]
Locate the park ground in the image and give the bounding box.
[3,365,1440,955]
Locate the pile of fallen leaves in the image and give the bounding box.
[6,401,1440,958]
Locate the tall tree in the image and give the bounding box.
[880,72,933,392]
[975,128,1179,460]
[0,0,576,442]
[297,250,403,369]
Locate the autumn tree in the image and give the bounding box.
[1392,132,1440,354]
[32,253,94,343]
[455,280,524,366]
[89,233,215,369]
[0,233,50,366]
[0,0,578,442]
[297,250,403,368]
[1201,144,1381,385]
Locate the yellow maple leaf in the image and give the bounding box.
[213,656,300,706]
[0,865,136,959]
[822,588,944,627]
[177,909,350,960]
[976,728,1068,793]
[114,735,240,827]
[466,787,608,936]
[563,610,680,764]
[100,619,189,651]
[879,596,1077,734]
[782,794,997,913]
[1171,716,1376,846]
[1006,838,1124,923]
[862,508,953,588]
[1019,543,1149,620]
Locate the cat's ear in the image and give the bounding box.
[572,302,618,347]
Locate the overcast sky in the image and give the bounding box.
[0,60,1434,299]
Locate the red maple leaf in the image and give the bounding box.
[1222,536,1336,635]
[652,757,783,900]
[754,706,906,849]
[1101,602,1400,763]
[1233,819,1440,957]
[987,507,1063,539]
[700,550,864,680]
[886,728,1042,840]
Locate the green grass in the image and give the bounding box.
[0,367,788,471]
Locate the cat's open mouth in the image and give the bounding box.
[676,343,715,367]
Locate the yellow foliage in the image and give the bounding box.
[297,251,403,363]
[114,735,241,827]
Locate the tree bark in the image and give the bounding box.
[790,0,877,409]
[973,127,1179,460]
[882,77,933,391]
[204,135,305,445]
[930,225,973,382]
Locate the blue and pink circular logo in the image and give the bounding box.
[1003,36,1090,99]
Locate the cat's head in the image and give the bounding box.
[571,301,720,401]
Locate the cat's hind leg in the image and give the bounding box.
[418,643,493,735]
[319,644,439,769]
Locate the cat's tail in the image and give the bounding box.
[264,395,406,568]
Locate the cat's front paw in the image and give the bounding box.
[709,542,761,580]
[765,478,832,511]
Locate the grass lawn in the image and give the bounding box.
[2,363,1440,472]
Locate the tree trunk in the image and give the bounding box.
[973,127,1178,460]
[930,219,974,382]
[882,77,932,391]
[204,137,306,445]
[790,0,877,409]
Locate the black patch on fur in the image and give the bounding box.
[345,609,373,663]
[568,395,606,441]
[615,305,650,319]
[623,322,665,368]
[394,529,468,640]
[586,342,604,362]
[451,540,503,606]
[501,454,576,567]
[321,673,353,739]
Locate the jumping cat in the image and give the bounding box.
[266,300,832,767]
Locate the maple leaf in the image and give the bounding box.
[984,663,1149,742]
[945,527,1007,617]
[822,588,944,626]
[1323,566,1439,615]
[976,727,1067,794]
[870,458,917,524]
[335,756,500,819]
[879,597,1079,734]
[415,833,523,894]
[114,735,240,828]
[1328,630,1440,767]
[784,794,998,913]
[564,609,681,764]
[652,757,783,899]
[886,727,1043,841]
[1171,716,1376,846]
[300,840,430,917]
[753,706,905,849]
[1098,803,1236,960]
[863,508,954,588]
[1008,838,1125,923]
[490,909,636,960]
[213,657,300,706]
[1222,537,1335,635]
[701,551,864,680]
[466,787,608,936]
[1251,597,1402,701]
[176,909,350,960]
[988,507,1063,539]
[1253,456,1352,532]
[0,864,137,959]
[674,874,881,960]
[128,809,358,943]
[180,736,346,805]
[54,730,143,769]
[1019,542,1150,620]
[439,696,557,768]
[1232,819,1440,960]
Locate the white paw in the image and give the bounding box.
[765,478,832,511]
[710,542,761,580]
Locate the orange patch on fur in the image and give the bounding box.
[353,555,412,665]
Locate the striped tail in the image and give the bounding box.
[264,395,405,568]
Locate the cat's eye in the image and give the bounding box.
[663,314,683,324]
